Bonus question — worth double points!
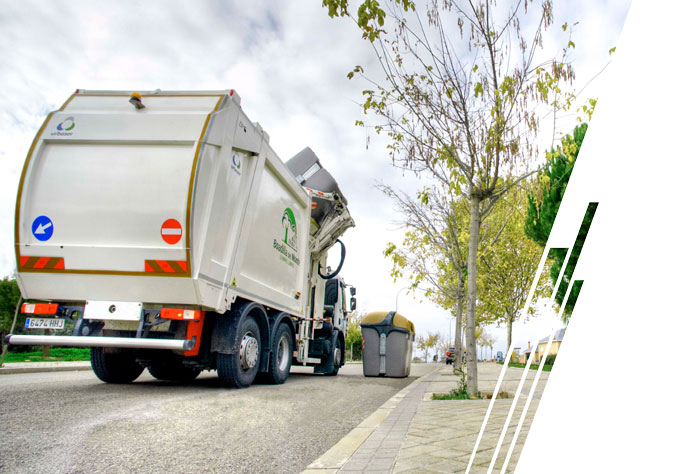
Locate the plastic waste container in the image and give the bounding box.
[361,311,415,378]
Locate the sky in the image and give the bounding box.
[0,0,631,357]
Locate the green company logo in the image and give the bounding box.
[273,207,300,266]
[56,117,75,131]
[282,208,297,251]
[51,116,75,136]
[230,153,242,176]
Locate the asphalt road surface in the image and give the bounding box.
[0,362,436,473]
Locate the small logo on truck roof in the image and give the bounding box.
[56,117,75,131]
[51,117,75,137]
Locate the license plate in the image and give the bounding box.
[84,301,142,321]
[25,318,65,329]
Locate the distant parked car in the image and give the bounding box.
[445,347,456,365]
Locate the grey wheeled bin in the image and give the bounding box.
[361,311,415,378]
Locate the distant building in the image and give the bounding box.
[535,328,565,363]
[519,328,566,364]
[511,347,522,363]
[520,344,533,364]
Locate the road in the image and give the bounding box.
[0,362,437,474]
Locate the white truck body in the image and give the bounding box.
[9,89,355,386]
[16,90,322,315]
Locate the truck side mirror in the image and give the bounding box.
[350,297,357,311]
[350,287,356,296]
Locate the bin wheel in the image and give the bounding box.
[325,336,343,376]
[90,347,144,384]
[263,323,293,384]
[217,315,261,388]
[148,361,201,382]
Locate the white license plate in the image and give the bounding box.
[84,301,142,321]
[25,318,65,329]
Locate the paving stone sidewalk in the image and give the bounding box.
[307,362,549,473]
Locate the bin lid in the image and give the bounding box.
[361,311,415,334]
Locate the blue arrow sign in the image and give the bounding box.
[32,216,54,242]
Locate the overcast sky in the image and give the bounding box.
[0,0,631,356]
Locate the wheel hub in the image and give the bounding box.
[277,335,290,371]
[334,346,342,366]
[239,333,259,371]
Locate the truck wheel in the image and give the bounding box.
[90,347,144,384]
[263,323,293,384]
[325,336,343,376]
[148,362,201,382]
[216,315,261,388]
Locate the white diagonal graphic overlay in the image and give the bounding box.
[483,247,573,474]
[464,245,550,474]
[500,277,575,473]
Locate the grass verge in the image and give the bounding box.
[498,361,552,372]
[2,347,90,363]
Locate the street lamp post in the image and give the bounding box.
[395,286,412,313]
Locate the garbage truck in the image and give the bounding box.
[6,89,357,388]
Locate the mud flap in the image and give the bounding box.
[314,330,339,374]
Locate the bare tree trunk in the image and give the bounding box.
[507,315,513,354]
[466,193,481,396]
[454,277,464,367]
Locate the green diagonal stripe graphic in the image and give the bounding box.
[556,202,598,310]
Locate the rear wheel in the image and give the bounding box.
[263,323,293,384]
[217,315,261,388]
[325,335,343,376]
[148,361,201,382]
[90,347,144,384]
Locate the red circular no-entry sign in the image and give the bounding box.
[161,219,183,245]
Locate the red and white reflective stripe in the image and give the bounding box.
[20,256,65,270]
[304,187,336,202]
[144,260,188,273]
[161,308,201,320]
[311,317,331,322]
[22,303,58,315]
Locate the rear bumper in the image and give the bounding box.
[5,334,190,351]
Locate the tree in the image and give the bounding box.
[525,123,588,320]
[478,189,548,351]
[0,276,22,365]
[345,311,363,360]
[383,184,468,366]
[416,331,440,362]
[486,333,497,360]
[0,277,21,347]
[326,0,575,395]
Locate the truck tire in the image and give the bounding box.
[263,323,293,384]
[148,362,201,382]
[325,336,343,376]
[90,347,144,384]
[216,315,261,388]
